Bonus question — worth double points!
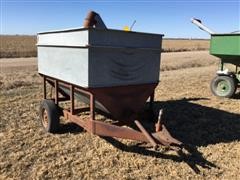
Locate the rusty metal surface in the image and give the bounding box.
[83,11,96,28]
[134,120,157,148]
[83,11,107,29]
[43,74,157,122]
[89,83,158,121]
[63,109,149,142]
[44,75,109,113]
[41,74,182,149]
[63,110,89,130]
[46,78,70,100]
[63,108,182,148]
[70,85,74,114]
[54,80,59,105]
[152,125,182,147]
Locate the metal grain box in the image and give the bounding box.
[37,28,163,88]
[210,34,240,57]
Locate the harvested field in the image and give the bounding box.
[0,51,239,179]
[0,35,37,58]
[162,39,209,52]
[0,35,209,58]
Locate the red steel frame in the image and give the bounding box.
[41,74,182,149]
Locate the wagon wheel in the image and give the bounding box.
[210,75,237,98]
[39,99,60,133]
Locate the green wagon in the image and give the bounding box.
[192,18,240,98]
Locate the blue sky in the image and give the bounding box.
[1,0,239,38]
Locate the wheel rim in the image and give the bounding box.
[216,80,230,96]
[42,109,49,129]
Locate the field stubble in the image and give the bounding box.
[0,51,240,179]
[0,35,209,58]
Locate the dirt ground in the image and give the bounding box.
[0,51,239,179]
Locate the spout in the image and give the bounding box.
[191,18,215,35]
[83,11,107,29]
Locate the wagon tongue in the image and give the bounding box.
[152,126,183,150]
[152,109,183,150]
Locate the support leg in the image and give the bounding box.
[90,94,95,120]
[43,76,46,99]
[54,80,59,105]
[149,92,154,111]
[70,85,74,115]
[134,120,157,148]
[90,94,95,133]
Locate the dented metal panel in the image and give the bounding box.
[88,46,160,87]
[37,28,163,88]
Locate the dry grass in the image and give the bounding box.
[0,35,37,58]
[161,51,217,71]
[162,39,209,52]
[0,35,209,58]
[0,51,239,179]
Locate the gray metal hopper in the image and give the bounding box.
[37,28,163,88]
[38,14,183,150]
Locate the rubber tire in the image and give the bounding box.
[39,99,60,133]
[210,75,237,98]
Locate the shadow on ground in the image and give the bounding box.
[151,98,240,147]
[233,90,240,99]
[58,122,83,134]
[57,97,240,173]
[102,98,239,173]
[102,136,217,174]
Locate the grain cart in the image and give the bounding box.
[37,11,182,150]
[191,18,240,98]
